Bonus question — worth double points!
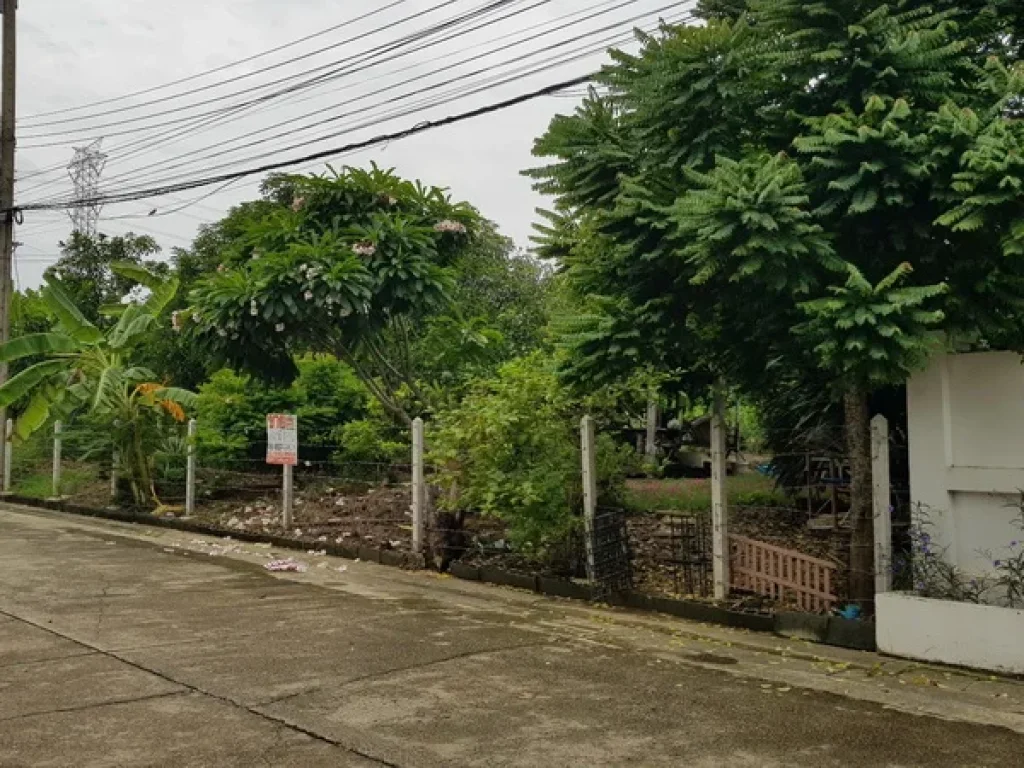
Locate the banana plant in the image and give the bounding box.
[0,263,195,506]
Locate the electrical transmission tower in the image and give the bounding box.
[66,138,107,236]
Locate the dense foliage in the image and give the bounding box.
[0,264,193,505]
[526,1,1024,604]
[429,353,631,552]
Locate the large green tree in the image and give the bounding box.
[187,164,546,425]
[45,231,164,322]
[527,1,1024,607]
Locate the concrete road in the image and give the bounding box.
[2,505,1024,767]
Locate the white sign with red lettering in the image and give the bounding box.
[266,414,298,466]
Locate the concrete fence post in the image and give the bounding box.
[3,417,11,494]
[871,414,893,595]
[185,419,197,516]
[580,415,598,583]
[52,421,62,499]
[644,398,659,463]
[282,464,294,530]
[411,417,426,554]
[711,392,730,600]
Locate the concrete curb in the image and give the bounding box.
[6,495,874,652]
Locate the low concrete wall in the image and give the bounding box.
[877,592,1024,674]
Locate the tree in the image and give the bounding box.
[0,264,193,505]
[527,3,1024,608]
[45,232,163,322]
[186,164,482,426]
[136,200,281,391]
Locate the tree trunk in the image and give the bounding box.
[844,389,874,615]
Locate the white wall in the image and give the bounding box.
[907,351,1024,574]
[877,593,1024,674]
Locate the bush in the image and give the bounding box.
[330,410,408,467]
[430,353,627,553]
[196,356,368,464]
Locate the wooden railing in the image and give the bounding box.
[729,535,838,612]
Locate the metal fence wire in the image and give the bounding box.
[591,507,633,597]
[665,514,713,598]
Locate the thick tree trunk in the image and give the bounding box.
[844,389,874,615]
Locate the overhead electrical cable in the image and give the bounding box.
[93,0,671,193]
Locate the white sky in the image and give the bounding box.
[13,0,695,289]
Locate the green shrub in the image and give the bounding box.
[430,353,627,553]
[331,414,408,467]
[196,356,368,464]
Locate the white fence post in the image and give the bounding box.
[580,415,598,583]
[411,417,425,554]
[282,464,294,530]
[711,392,730,600]
[185,419,197,516]
[51,421,62,499]
[645,398,659,462]
[872,414,893,595]
[3,417,11,494]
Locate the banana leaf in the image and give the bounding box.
[0,360,71,408]
[0,333,78,363]
[42,280,103,345]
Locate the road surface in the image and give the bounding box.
[1,504,1023,767]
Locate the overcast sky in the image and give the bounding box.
[13,0,692,289]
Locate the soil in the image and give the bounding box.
[189,479,414,552]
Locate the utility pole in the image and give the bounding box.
[0,0,17,478]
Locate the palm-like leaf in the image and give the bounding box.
[0,333,79,363]
[42,279,103,345]
[0,360,71,408]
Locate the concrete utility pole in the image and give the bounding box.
[0,0,17,480]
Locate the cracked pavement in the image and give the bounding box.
[2,504,1024,767]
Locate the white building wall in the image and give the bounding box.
[907,351,1024,574]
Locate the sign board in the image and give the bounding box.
[266,414,298,466]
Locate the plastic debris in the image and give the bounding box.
[264,558,308,573]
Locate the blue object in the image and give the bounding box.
[837,604,861,620]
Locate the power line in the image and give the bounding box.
[14,0,548,200]
[19,0,526,143]
[92,0,670,193]
[18,0,413,123]
[62,0,576,185]
[14,73,599,215]
[28,6,693,209]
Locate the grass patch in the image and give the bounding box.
[625,473,785,514]
[12,464,102,499]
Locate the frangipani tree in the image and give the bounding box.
[187,164,480,425]
[0,263,194,505]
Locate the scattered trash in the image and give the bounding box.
[837,603,861,620]
[264,558,308,573]
[335,565,348,573]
